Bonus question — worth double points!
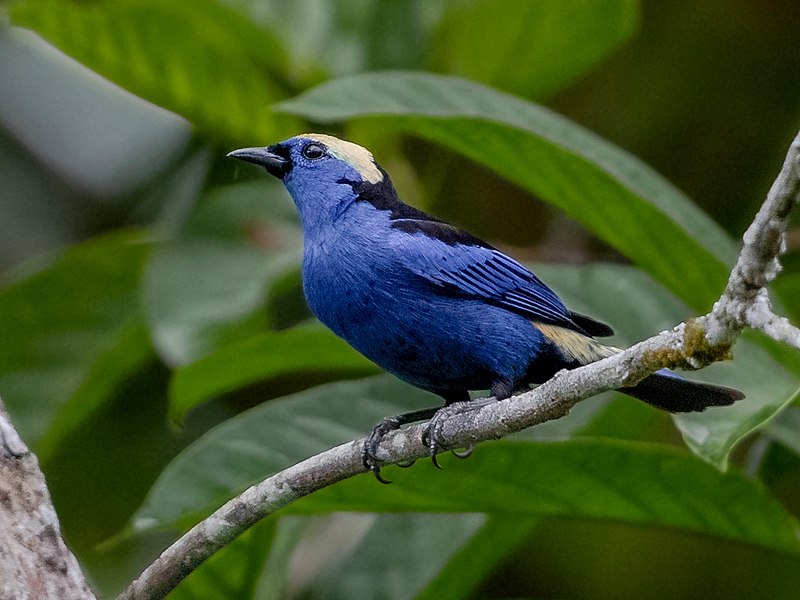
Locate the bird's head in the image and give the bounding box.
[228,134,387,227]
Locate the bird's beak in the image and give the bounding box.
[227,146,290,179]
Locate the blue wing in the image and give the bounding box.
[392,219,612,336]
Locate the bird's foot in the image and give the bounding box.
[421,399,493,468]
[362,405,461,481]
[363,416,402,484]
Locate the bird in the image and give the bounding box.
[228,133,745,481]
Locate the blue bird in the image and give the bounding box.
[229,134,744,480]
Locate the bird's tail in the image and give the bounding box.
[533,323,745,413]
[622,369,744,412]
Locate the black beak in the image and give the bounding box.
[227,146,291,179]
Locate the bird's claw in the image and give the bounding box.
[369,465,392,485]
[362,416,402,484]
[431,452,444,470]
[420,420,443,468]
[364,403,481,480]
[421,401,478,469]
[452,444,474,459]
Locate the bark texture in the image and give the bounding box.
[0,399,95,600]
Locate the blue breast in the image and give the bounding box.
[301,203,548,393]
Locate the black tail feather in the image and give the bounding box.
[622,371,745,413]
[568,310,615,337]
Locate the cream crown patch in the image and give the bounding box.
[300,133,383,184]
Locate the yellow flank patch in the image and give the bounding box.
[301,133,384,184]
[533,323,619,364]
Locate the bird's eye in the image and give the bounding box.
[302,143,325,160]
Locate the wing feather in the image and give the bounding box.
[393,219,612,336]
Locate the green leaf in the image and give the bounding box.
[292,440,800,561]
[431,0,638,99]
[278,71,738,310]
[38,318,153,461]
[131,376,439,532]
[132,370,622,534]
[675,332,800,468]
[169,323,379,423]
[0,230,153,457]
[201,512,487,600]
[10,0,298,141]
[298,514,486,600]
[134,368,618,534]
[144,179,302,365]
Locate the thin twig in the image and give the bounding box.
[118,130,800,600]
[746,295,800,349]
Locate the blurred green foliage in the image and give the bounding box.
[0,1,799,599]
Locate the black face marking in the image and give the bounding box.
[337,167,494,248]
[266,143,293,177]
[267,143,291,161]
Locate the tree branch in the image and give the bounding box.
[0,398,96,600]
[118,130,800,600]
[705,131,800,348]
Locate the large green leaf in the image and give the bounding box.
[142,443,800,591]
[10,0,298,141]
[278,71,738,310]
[180,512,486,600]
[431,0,638,99]
[675,333,800,468]
[131,376,439,532]
[168,323,379,422]
[291,440,800,561]
[135,368,619,534]
[298,513,486,600]
[0,231,153,458]
[144,179,302,365]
